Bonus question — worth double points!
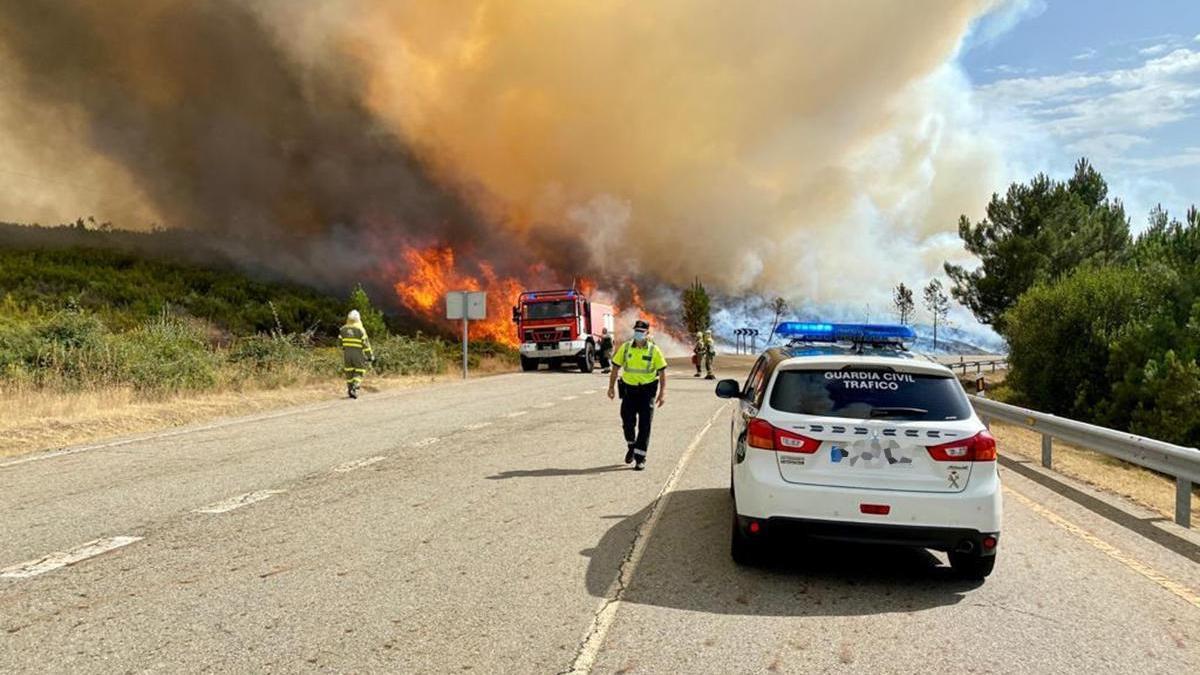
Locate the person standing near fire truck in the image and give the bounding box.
[598,327,614,373]
[607,319,667,470]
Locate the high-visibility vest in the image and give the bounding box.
[614,340,665,386]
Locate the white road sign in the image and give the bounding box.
[446,291,487,320]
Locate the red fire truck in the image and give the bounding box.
[512,289,614,372]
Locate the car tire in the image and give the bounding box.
[730,509,764,566]
[948,551,996,580]
[578,343,595,373]
[520,356,540,372]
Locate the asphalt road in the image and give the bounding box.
[2,359,1199,673]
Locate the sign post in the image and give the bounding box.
[446,291,487,379]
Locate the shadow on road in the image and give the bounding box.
[1000,455,1200,564]
[486,464,629,480]
[582,488,975,617]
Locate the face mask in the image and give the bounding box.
[633,330,647,341]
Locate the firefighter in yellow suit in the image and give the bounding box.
[340,310,374,399]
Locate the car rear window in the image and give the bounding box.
[768,368,972,421]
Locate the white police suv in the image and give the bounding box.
[715,322,1001,580]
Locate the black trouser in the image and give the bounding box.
[598,348,611,369]
[620,380,658,458]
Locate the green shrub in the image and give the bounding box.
[111,317,218,392]
[372,334,446,375]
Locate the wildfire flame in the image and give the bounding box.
[392,245,682,350]
[393,246,526,345]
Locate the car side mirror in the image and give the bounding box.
[714,379,742,399]
[511,307,520,323]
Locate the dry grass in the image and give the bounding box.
[992,421,1199,524]
[0,364,515,460]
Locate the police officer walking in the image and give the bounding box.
[339,310,374,399]
[607,319,667,471]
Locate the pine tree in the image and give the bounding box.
[348,284,389,339]
[767,296,789,342]
[681,278,712,334]
[923,279,950,350]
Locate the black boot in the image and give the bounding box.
[624,445,635,464]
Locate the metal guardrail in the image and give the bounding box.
[950,357,1008,375]
[970,396,1200,528]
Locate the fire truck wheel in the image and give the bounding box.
[578,343,595,373]
[520,356,539,372]
[548,358,564,370]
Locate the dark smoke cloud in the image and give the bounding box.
[0,0,583,299]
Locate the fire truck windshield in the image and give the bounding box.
[525,300,575,320]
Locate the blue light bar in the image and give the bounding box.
[776,322,916,343]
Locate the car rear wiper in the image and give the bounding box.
[868,406,928,418]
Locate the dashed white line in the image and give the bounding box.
[505,411,529,418]
[410,437,441,447]
[561,395,578,401]
[333,455,387,473]
[533,402,556,409]
[193,489,285,514]
[464,422,494,430]
[1,536,143,580]
[581,390,597,395]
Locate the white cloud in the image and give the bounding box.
[1072,48,1098,61]
[1194,33,1200,43]
[1139,43,1170,57]
[977,48,1200,172]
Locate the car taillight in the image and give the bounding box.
[746,419,820,453]
[926,430,997,462]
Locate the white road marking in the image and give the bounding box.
[0,405,338,469]
[333,455,387,473]
[464,422,493,430]
[1,536,142,580]
[561,395,578,401]
[581,390,597,395]
[533,402,555,409]
[505,411,529,418]
[566,402,729,674]
[410,437,441,447]
[0,372,530,470]
[1006,487,1200,609]
[193,490,285,514]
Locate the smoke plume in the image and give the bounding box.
[0,0,1007,325]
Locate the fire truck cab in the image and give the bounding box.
[512,289,614,373]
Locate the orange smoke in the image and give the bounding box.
[393,246,527,345]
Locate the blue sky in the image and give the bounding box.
[959,0,1200,229]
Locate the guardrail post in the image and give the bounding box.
[1041,434,1052,469]
[1178,478,1192,528]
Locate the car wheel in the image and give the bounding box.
[520,356,538,372]
[578,343,595,373]
[730,509,764,566]
[948,551,996,580]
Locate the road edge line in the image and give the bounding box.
[1005,486,1200,609]
[563,402,729,675]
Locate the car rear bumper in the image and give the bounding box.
[735,514,999,555]
[733,448,1002,536]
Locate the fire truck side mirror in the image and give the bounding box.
[511,307,520,323]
